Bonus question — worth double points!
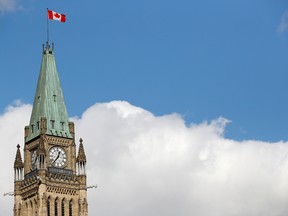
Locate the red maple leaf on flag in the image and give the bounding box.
[54,13,60,18]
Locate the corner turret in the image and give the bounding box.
[77,138,87,175]
[14,144,24,181]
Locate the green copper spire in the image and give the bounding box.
[26,42,72,142]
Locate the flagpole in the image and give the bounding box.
[47,8,50,43]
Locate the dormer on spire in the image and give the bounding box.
[26,43,72,142]
[77,138,87,175]
[14,145,24,181]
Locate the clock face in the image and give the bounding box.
[49,146,67,168]
[31,150,37,171]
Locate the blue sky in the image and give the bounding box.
[2,0,288,141]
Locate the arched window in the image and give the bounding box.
[62,199,65,216]
[30,201,33,216]
[47,197,50,216]
[25,202,28,216]
[55,198,58,216]
[69,200,73,216]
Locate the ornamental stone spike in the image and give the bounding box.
[77,138,87,163]
[14,145,23,169]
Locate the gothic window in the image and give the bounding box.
[55,198,58,216]
[69,200,73,216]
[62,199,65,216]
[37,121,40,130]
[47,198,50,216]
[31,125,34,133]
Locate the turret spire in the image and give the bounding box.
[14,144,23,169]
[26,42,72,142]
[77,138,87,175]
[14,144,24,181]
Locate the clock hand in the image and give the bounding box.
[33,156,37,164]
[52,152,61,164]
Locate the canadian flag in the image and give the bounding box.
[48,9,66,23]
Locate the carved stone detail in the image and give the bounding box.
[25,140,40,151]
[47,136,73,146]
[22,187,38,200]
[46,186,78,196]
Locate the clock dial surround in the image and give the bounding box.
[49,146,67,168]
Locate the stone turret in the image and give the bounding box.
[14,144,24,181]
[77,138,88,216]
[14,145,24,216]
[77,138,87,175]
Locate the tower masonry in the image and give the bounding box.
[13,42,88,216]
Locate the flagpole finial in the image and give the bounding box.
[43,42,54,54]
[44,41,49,53]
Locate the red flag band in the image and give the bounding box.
[48,10,66,23]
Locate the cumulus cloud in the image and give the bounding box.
[278,11,288,33]
[1,101,288,216]
[0,0,21,13]
[0,102,31,215]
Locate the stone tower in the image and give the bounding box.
[13,42,88,216]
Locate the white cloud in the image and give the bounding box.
[0,0,21,13]
[1,101,288,215]
[278,11,288,33]
[0,102,31,215]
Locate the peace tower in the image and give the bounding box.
[13,42,88,216]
